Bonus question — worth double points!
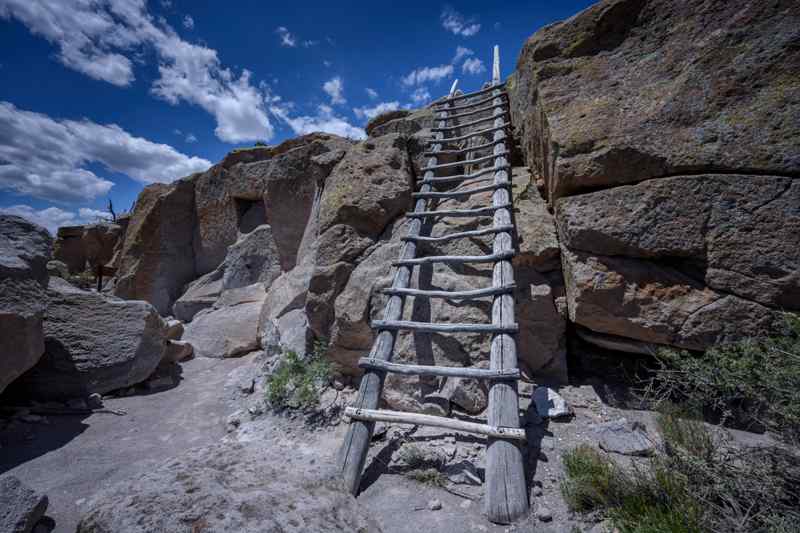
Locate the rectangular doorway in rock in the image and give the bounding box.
[234,197,267,234]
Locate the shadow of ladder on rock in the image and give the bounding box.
[338,46,529,524]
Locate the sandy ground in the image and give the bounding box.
[0,355,254,533]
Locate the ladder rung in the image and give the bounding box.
[423,138,504,157]
[433,94,501,113]
[431,111,509,133]
[422,151,508,172]
[358,357,520,380]
[442,102,508,122]
[371,320,518,334]
[406,203,512,219]
[344,407,526,441]
[393,250,514,267]
[419,165,508,185]
[433,83,506,106]
[402,225,514,243]
[412,182,509,199]
[381,284,515,300]
[426,123,510,145]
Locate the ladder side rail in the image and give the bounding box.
[485,82,529,523]
[337,102,451,495]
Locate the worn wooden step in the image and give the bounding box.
[412,182,509,199]
[442,102,508,122]
[433,83,506,106]
[406,203,512,219]
[393,250,514,267]
[426,123,510,145]
[402,225,514,243]
[371,320,519,334]
[423,138,504,157]
[358,357,520,380]
[419,164,508,185]
[344,407,526,440]
[432,94,500,113]
[422,151,509,172]
[381,283,515,300]
[431,111,509,133]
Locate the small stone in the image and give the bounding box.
[536,507,553,522]
[240,378,256,395]
[247,403,264,417]
[594,418,655,457]
[371,422,388,441]
[427,499,442,511]
[459,499,471,509]
[533,387,573,419]
[87,393,103,409]
[533,486,543,497]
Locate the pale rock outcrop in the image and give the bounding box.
[556,175,796,349]
[113,178,197,316]
[182,283,266,358]
[0,475,48,533]
[508,0,800,204]
[8,277,166,400]
[193,135,351,274]
[0,215,51,394]
[76,441,381,533]
[53,222,123,276]
[174,224,282,322]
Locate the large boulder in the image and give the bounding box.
[52,225,86,274]
[0,215,51,394]
[556,175,797,349]
[508,0,800,204]
[76,441,381,533]
[8,277,166,400]
[182,283,266,358]
[113,178,197,316]
[0,475,48,533]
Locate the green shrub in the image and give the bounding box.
[644,313,800,444]
[561,409,800,533]
[266,340,331,409]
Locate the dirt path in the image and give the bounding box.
[0,354,255,533]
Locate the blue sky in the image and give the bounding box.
[0,0,594,233]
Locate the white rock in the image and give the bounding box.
[533,387,573,419]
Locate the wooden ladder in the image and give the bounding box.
[337,46,528,524]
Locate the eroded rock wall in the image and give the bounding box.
[509,0,800,354]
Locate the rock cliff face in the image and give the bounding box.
[509,0,800,204]
[509,0,800,354]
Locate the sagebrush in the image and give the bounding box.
[266,340,331,409]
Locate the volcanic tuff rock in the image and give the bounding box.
[76,441,382,533]
[54,222,122,275]
[113,134,351,315]
[0,475,48,533]
[556,175,798,350]
[508,0,800,204]
[0,215,51,394]
[8,277,166,400]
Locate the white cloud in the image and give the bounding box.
[453,46,474,64]
[410,87,431,104]
[353,101,400,121]
[366,88,378,100]
[275,26,296,47]
[0,204,112,234]
[160,0,172,8]
[182,15,194,29]
[441,6,480,37]
[323,60,332,68]
[401,65,454,87]
[271,104,365,140]
[462,57,486,75]
[0,1,274,143]
[0,101,211,203]
[185,133,197,143]
[323,76,346,105]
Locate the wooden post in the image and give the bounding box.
[485,82,529,522]
[337,87,456,495]
[492,45,501,86]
